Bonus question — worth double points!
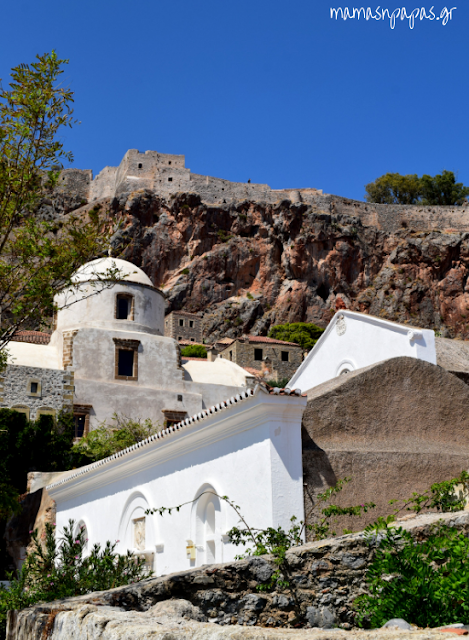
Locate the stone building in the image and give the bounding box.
[60,149,323,206]
[2,258,254,435]
[217,336,304,382]
[164,311,202,343]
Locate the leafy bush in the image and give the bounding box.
[0,410,75,518]
[72,413,160,463]
[356,522,469,628]
[0,519,148,637]
[180,344,207,358]
[265,377,290,388]
[268,322,325,351]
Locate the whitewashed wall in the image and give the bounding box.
[48,389,306,577]
[289,310,436,394]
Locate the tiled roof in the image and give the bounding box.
[178,340,205,346]
[215,337,234,345]
[11,331,51,345]
[46,386,304,491]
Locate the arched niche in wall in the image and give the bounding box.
[74,519,89,556]
[118,491,157,571]
[190,483,223,567]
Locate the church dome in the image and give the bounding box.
[71,258,153,288]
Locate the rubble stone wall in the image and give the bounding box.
[7,510,469,639]
[0,365,73,420]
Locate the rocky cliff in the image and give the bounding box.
[41,188,469,340]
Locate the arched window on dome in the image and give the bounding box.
[115,294,134,321]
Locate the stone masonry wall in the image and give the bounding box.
[220,341,303,380]
[8,510,469,639]
[0,365,74,420]
[165,312,203,342]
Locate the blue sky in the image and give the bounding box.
[1,0,467,201]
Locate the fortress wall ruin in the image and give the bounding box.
[58,150,469,233]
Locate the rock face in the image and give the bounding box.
[62,189,469,342]
[7,510,469,639]
[301,357,469,534]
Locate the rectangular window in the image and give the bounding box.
[116,295,133,320]
[254,348,263,361]
[229,350,233,361]
[30,382,38,394]
[179,318,184,327]
[190,338,195,342]
[118,349,134,377]
[189,320,194,328]
[281,351,289,362]
[114,338,140,380]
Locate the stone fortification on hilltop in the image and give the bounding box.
[57,149,469,234]
[57,149,323,206]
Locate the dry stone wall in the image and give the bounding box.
[7,510,469,640]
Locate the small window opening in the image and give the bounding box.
[169,161,172,165]
[116,295,132,320]
[281,351,289,362]
[229,350,233,361]
[118,349,134,377]
[340,368,351,375]
[138,163,142,169]
[189,320,194,328]
[30,382,38,394]
[74,414,86,439]
[178,336,183,341]
[179,318,184,327]
[177,394,183,402]
[168,177,173,182]
[190,338,195,342]
[254,348,263,361]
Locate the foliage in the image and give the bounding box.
[180,344,207,358]
[307,477,376,541]
[268,322,325,351]
[355,522,469,628]
[365,171,469,206]
[72,413,161,463]
[147,480,375,592]
[0,51,118,351]
[0,519,148,637]
[0,409,75,518]
[419,170,469,206]
[265,377,290,388]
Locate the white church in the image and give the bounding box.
[4,257,464,577]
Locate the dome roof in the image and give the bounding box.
[71,258,154,287]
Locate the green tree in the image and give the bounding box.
[268,322,324,351]
[180,344,207,358]
[420,170,469,206]
[365,171,469,206]
[0,52,118,360]
[364,173,421,204]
